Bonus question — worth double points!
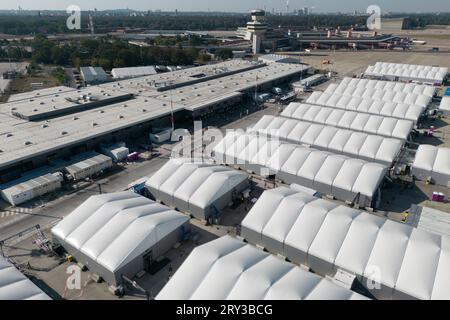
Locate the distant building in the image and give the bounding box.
[247,10,268,54]
[111,66,157,79]
[258,54,299,64]
[80,66,108,84]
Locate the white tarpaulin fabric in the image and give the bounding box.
[412,145,450,187]
[439,96,450,116]
[51,192,189,273]
[111,66,157,79]
[307,91,424,123]
[282,103,413,141]
[364,62,448,84]
[0,256,50,300]
[335,77,436,97]
[325,77,434,108]
[249,115,403,165]
[213,133,386,207]
[241,186,450,300]
[156,235,368,300]
[145,158,248,219]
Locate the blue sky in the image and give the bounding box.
[4,0,450,13]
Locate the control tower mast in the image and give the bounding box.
[247,10,268,55]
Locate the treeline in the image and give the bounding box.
[29,35,209,69]
[1,13,449,36]
[401,13,450,29]
[0,14,385,35]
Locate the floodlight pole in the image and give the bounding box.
[170,84,174,131]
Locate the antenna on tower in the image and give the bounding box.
[88,14,95,35]
[286,0,290,15]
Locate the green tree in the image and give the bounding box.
[198,53,211,64]
[215,48,233,60]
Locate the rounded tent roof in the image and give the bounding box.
[51,191,189,273]
[156,235,367,300]
[241,186,450,300]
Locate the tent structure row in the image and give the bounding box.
[412,145,450,187]
[213,133,387,208]
[324,82,431,109]
[241,186,450,300]
[52,191,190,287]
[145,158,249,221]
[307,91,424,123]
[439,96,450,116]
[249,115,403,165]
[364,62,448,84]
[282,103,413,140]
[156,235,367,300]
[336,77,437,98]
[0,256,50,300]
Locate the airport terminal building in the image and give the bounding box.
[0,60,309,182]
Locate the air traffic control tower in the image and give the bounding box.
[247,10,268,54]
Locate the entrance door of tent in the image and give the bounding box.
[143,251,154,272]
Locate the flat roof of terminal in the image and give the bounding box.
[5,86,132,120]
[7,86,76,103]
[0,60,309,170]
[0,97,185,168]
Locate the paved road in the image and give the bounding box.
[0,156,168,242]
[0,103,281,242]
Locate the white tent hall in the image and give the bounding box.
[249,115,403,165]
[412,145,450,187]
[324,80,433,109]
[145,158,249,221]
[332,77,437,98]
[281,103,413,140]
[307,91,424,123]
[0,256,50,300]
[241,186,450,300]
[213,133,387,208]
[364,62,448,84]
[52,191,190,287]
[156,236,368,300]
